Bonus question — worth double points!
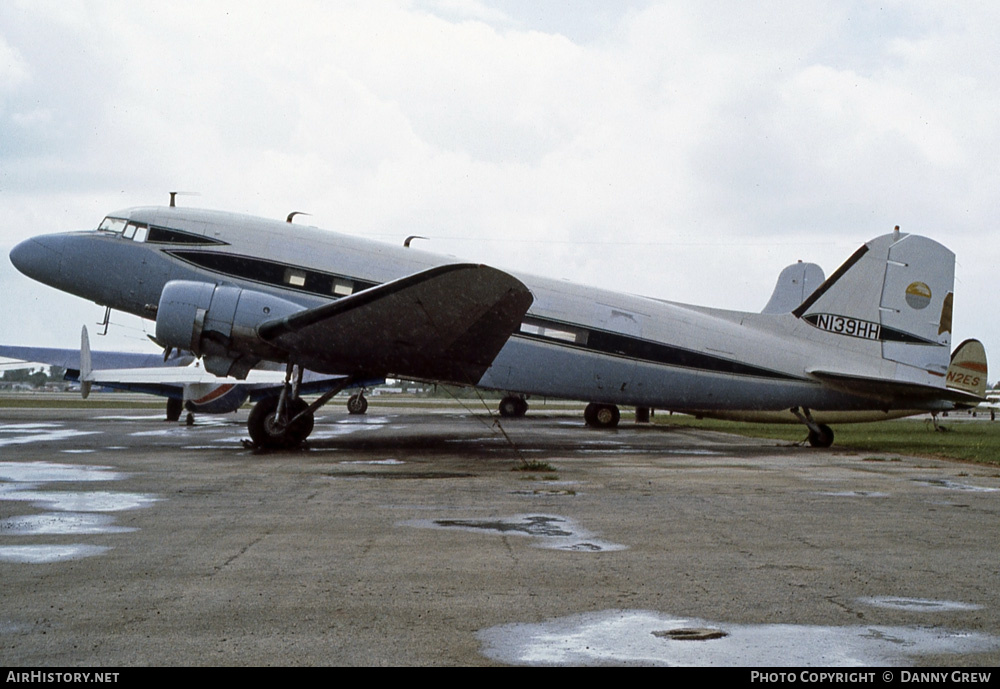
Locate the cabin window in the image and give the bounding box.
[332,278,353,297]
[542,326,583,343]
[519,320,587,345]
[284,268,307,288]
[145,226,225,245]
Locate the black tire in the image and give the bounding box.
[807,423,834,448]
[499,395,527,418]
[584,403,620,428]
[248,396,314,449]
[166,397,183,422]
[347,393,368,415]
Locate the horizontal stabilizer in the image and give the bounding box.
[808,369,985,408]
[258,264,534,384]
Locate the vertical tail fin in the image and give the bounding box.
[761,261,825,314]
[793,229,954,376]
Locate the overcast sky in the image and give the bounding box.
[2,1,998,374]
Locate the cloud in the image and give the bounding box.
[1,0,998,364]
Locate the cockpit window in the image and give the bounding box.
[98,215,225,245]
[98,217,127,234]
[122,222,148,241]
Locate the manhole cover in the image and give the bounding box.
[653,627,728,641]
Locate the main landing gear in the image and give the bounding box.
[498,395,528,418]
[790,406,834,448]
[248,395,315,448]
[246,364,357,449]
[584,403,620,428]
[166,397,183,422]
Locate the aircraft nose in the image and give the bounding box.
[9,236,63,283]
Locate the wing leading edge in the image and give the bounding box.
[258,263,534,384]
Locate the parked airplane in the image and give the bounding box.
[10,205,987,448]
[0,326,378,423]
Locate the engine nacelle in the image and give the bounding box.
[155,280,304,378]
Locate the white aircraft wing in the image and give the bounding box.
[0,345,190,371]
[258,263,533,384]
[83,363,288,386]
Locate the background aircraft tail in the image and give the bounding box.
[792,228,955,377]
[946,339,988,398]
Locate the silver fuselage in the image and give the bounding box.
[10,206,940,413]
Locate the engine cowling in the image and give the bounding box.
[155,280,304,378]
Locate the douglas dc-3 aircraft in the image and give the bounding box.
[0,326,378,423]
[10,204,988,448]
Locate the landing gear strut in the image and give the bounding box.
[584,403,620,428]
[498,395,528,418]
[790,406,834,448]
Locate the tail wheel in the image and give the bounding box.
[248,396,314,449]
[584,403,620,428]
[807,424,834,448]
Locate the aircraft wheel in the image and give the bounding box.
[347,393,368,415]
[499,395,528,418]
[248,396,314,449]
[807,424,834,448]
[166,397,183,422]
[584,403,620,428]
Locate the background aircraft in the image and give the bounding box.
[10,205,987,448]
[0,326,379,423]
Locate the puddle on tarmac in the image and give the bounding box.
[0,462,125,483]
[308,417,390,440]
[0,489,158,511]
[914,479,998,493]
[859,597,982,612]
[815,491,890,498]
[478,609,1000,666]
[407,514,626,552]
[0,461,158,563]
[0,424,100,448]
[0,544,112,564]
[96,414,167,420]
[0,513,135,535]
[340,459,405,465]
